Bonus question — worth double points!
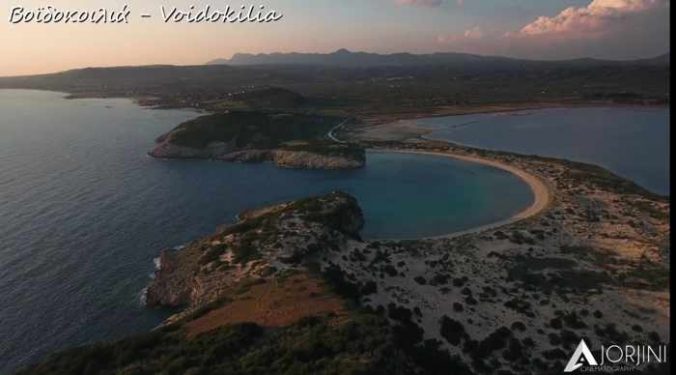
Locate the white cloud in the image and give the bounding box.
[436,0,669,59]
[519,0,666,38]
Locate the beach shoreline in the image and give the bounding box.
[371,148,552,239]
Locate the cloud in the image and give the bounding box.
[518,0,666,38]
[395,0,443,7]
[437,26,483,43]
[436,0,669,59]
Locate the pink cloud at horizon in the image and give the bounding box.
[437,0,669,59]
[519,0,666,38]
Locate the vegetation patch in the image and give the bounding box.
[161,111,339,149]
[19,314,417,375]
[184,272,347,338]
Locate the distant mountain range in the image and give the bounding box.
[0,49,668,113]
[208,49,670,67]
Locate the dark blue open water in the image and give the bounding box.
[0,90,532,372]
[415,107,670,195]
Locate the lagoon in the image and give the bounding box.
[415,107,670,195]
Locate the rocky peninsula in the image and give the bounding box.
[149,111,366,169]
[145,191,365,309]
[20,135,670,374]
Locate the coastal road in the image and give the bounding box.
[327,120,348,143]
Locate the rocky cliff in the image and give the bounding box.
[150,142,366,170]
[145,191,364,309]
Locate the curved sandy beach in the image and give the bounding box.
[375,149,552,239]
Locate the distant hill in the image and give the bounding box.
[207,49,670,68]
[208,49,514,67]
[639,53,670,65]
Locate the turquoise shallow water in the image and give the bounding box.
[415,107,670,195]
[0,90,532,372]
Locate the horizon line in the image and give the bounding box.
[0,49,669,79]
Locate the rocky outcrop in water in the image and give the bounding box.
[148,111,365,169]
[149,143,366,170]
[271,149,365,169]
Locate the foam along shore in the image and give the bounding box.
[374,149,552,239]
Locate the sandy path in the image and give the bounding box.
[373,149,552,239]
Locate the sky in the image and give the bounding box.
[0,0,670,76]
